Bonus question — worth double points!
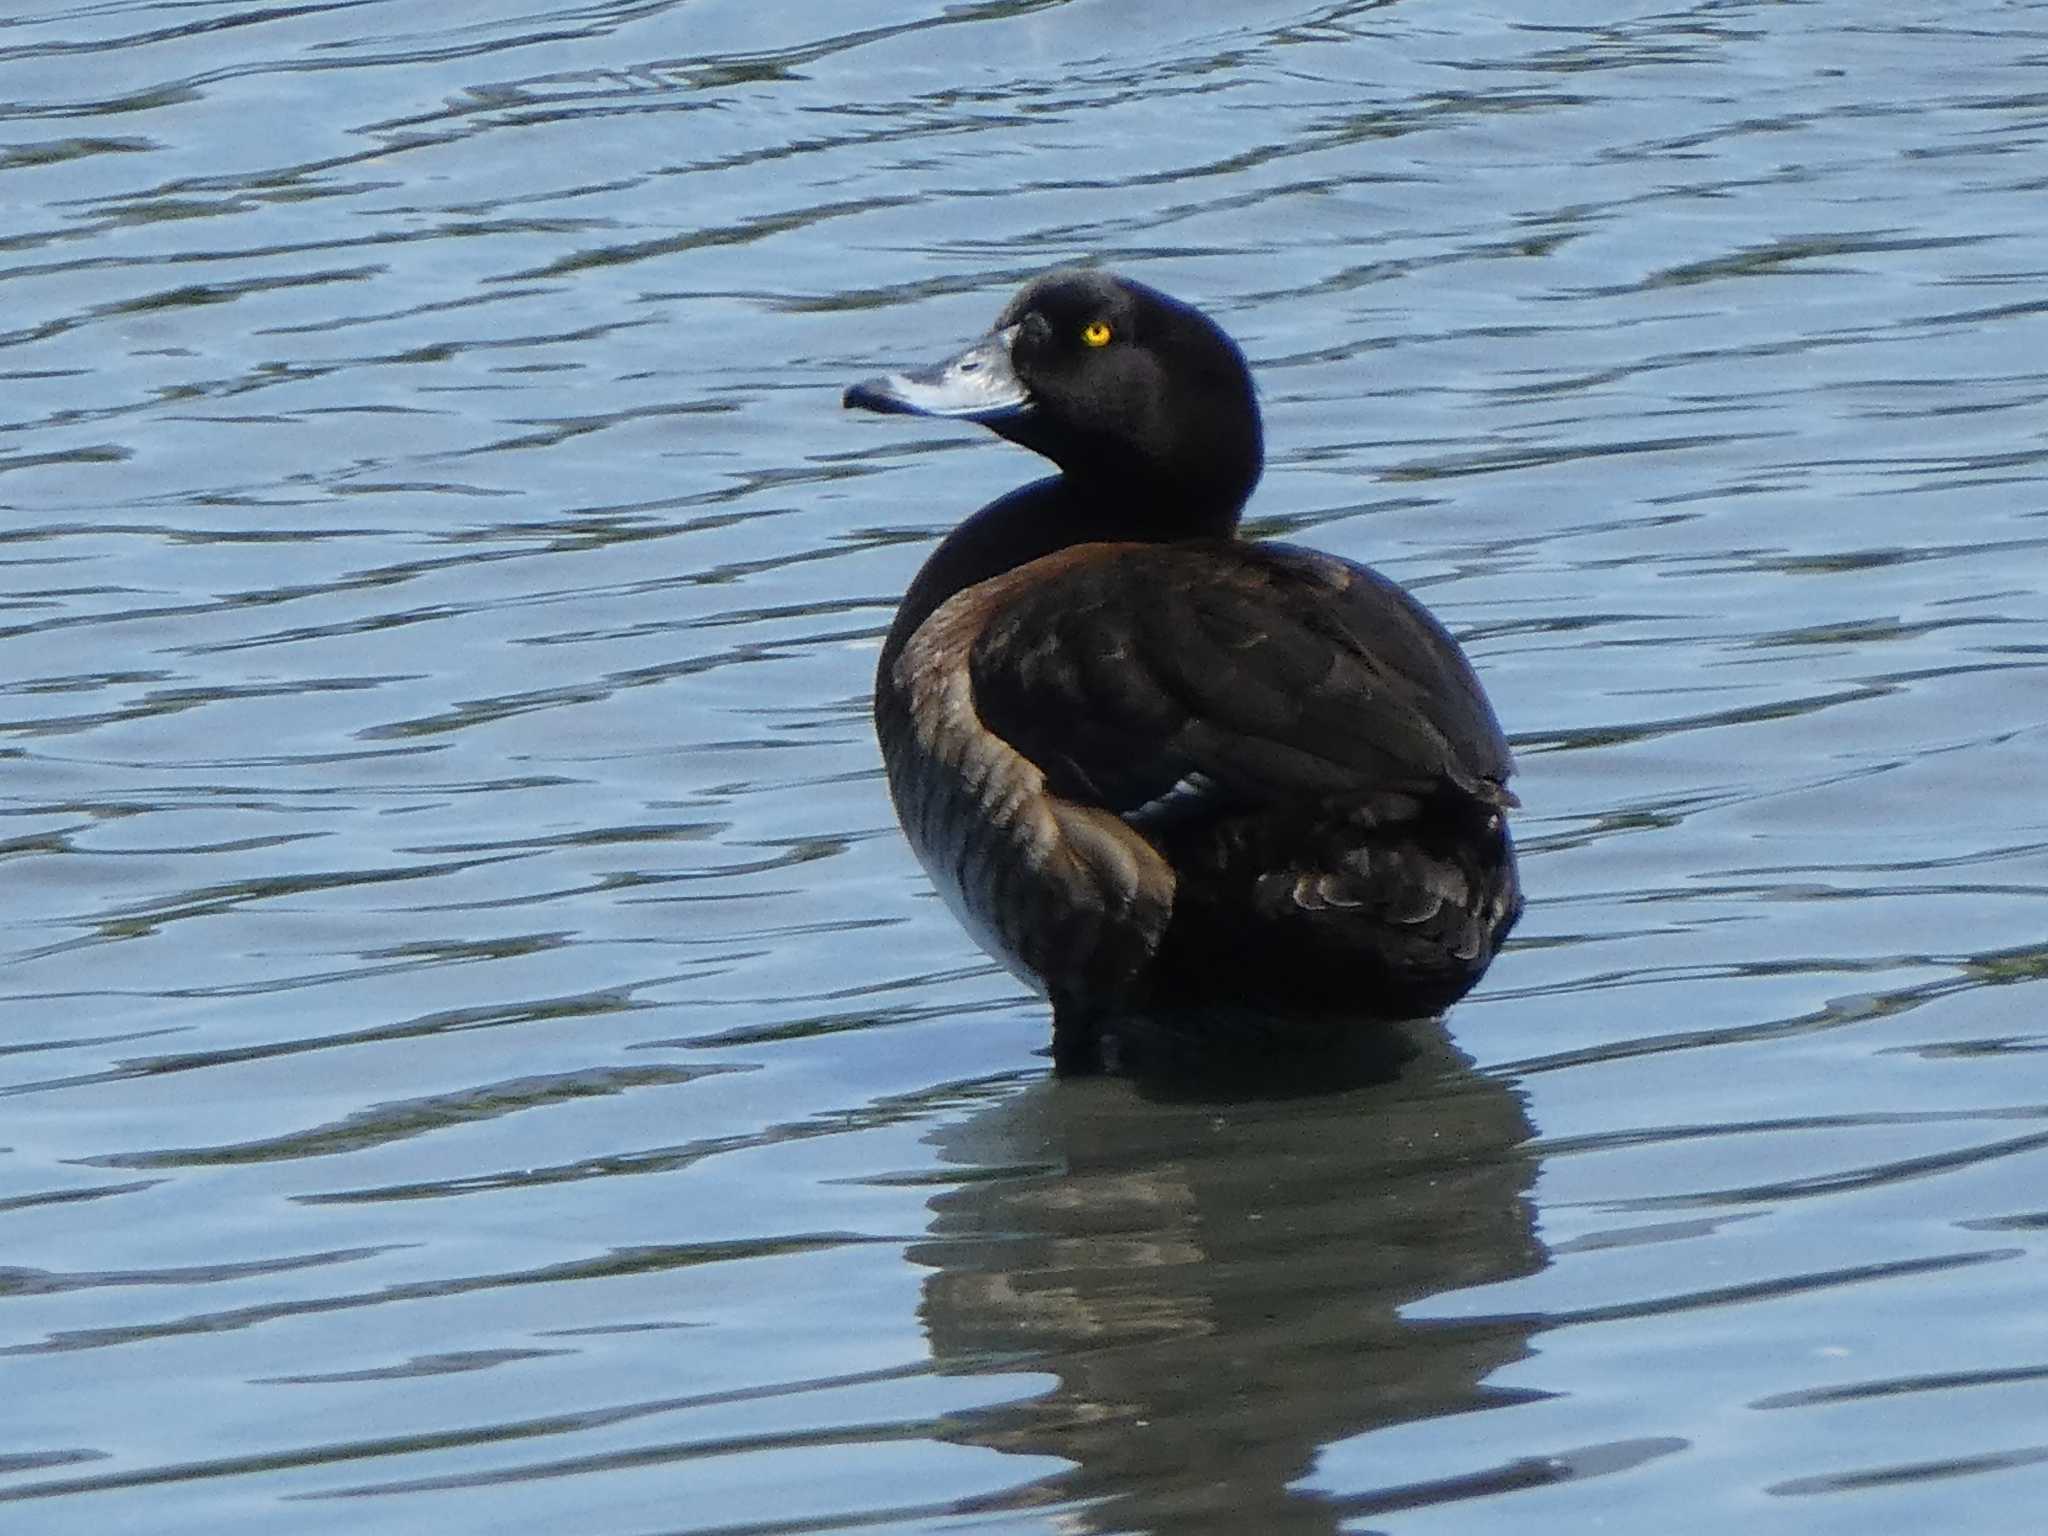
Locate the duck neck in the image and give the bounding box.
[879,470,1251,678]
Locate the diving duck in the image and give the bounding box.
[845,269,1520,1071]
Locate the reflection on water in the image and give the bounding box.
[5,0,2048,1531]
[917,1024,1544,1533]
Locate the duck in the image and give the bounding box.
[845,269,1520,1073]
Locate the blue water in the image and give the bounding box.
[4,1,2048,1531]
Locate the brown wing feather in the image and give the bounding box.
[968,540,1514,818]
[879,564,1178,1005]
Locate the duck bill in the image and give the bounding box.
[843,325,1031,422]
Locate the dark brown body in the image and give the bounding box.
[875,493,1520,1066]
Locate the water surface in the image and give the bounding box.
[5,1,2048,1532]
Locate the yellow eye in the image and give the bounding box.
[1081,320,1113,348]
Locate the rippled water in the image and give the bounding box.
[5,1,2048,1531]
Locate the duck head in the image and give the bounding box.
[846,269,1264,534]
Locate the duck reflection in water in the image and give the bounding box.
[912,1018,1545,1532]
[847,270,1520,1071]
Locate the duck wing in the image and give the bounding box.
[965,540,1515,820]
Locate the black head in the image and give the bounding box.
[846,269,1264,534]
